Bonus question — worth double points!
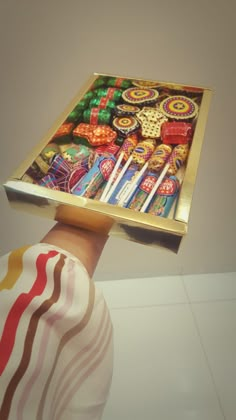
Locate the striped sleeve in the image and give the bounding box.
[0,243,113,420]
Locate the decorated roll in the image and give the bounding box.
[73,98,90,112]
[83,91,94,101]
[132,139,156,167]
[92,77,107,89]
[107,77,132,89]
[72,155,116,198]
[94,87,122,102]
[147,176,180,217]
[167,144,189,175]
[41,143,60,164]
[128,172,159,211]
[83,108,111,125]
[38,174,60,191]
[34,156,50,175]
[108,164,140,205]
[48,154,72,179]
[89,97,116,110]
[116,134,138,162]
[66,109,83,123]
[66,165,88,193]
[60,144,92,166]
[148,144,173,172]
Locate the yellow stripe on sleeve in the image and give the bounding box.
[0,246,31,291]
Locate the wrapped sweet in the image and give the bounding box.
[83,108,111,125]
[161,122,193,144]
[52,122,75,143]
[94,87,122,102]
[159,96,198,120]
[112,116,139,137]
[107,77,132,89]
[148,144,173,172]
[136,107,168,138]
[122,87,159,105]
[132,139,156,167]
[147,176,180,217]
[114,104,140,116]
[167,144,189,175]
[73,123,117,146]
[89,97,116,110]
[72,155,116,198]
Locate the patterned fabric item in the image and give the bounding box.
[0,243,113,420]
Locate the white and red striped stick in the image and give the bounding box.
[100,151,124,202]
[140,162,170,213]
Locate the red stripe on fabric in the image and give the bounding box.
[0,250,58,375]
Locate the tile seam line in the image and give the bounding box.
[107,298,236,311]
[182,277,227,420]
[110,301,190,310]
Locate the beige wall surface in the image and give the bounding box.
[0,0,235,280]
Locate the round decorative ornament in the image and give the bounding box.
[159,95,198,120]
[115,104,140,116]
[122,87,159,105]
[112,116,139,137]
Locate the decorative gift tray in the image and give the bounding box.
[3,74,212,252]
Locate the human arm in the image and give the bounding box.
[40,222,108,277]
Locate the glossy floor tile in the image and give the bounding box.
[183,272,236,302]
[97,275,188,309]
[192,301,236,420]
[102,304,224,420]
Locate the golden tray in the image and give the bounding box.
[3,73,212,252]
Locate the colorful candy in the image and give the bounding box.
[167,144,189,176]
[114,104,140,116]
[24,76,199,220]
[132,139,156,167]
[161,122,193,144]
[73,123,117,146]
[95,87,122,102]
[147,176,180,217]
[72,155,116,198]
[89,97,116,110]
[112,116,139,137]
[83,108,111,125]
[117,134,138,162]
[108,164,139,205]
[41,143,60,163]
[52,122,75,143]
[38,174,60,191]
[60,144,92,166]
[159,96,198,120]
[148,144,173,172]
[107,77,132,89]
[122,88,159,105]
[136,107,168,138]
